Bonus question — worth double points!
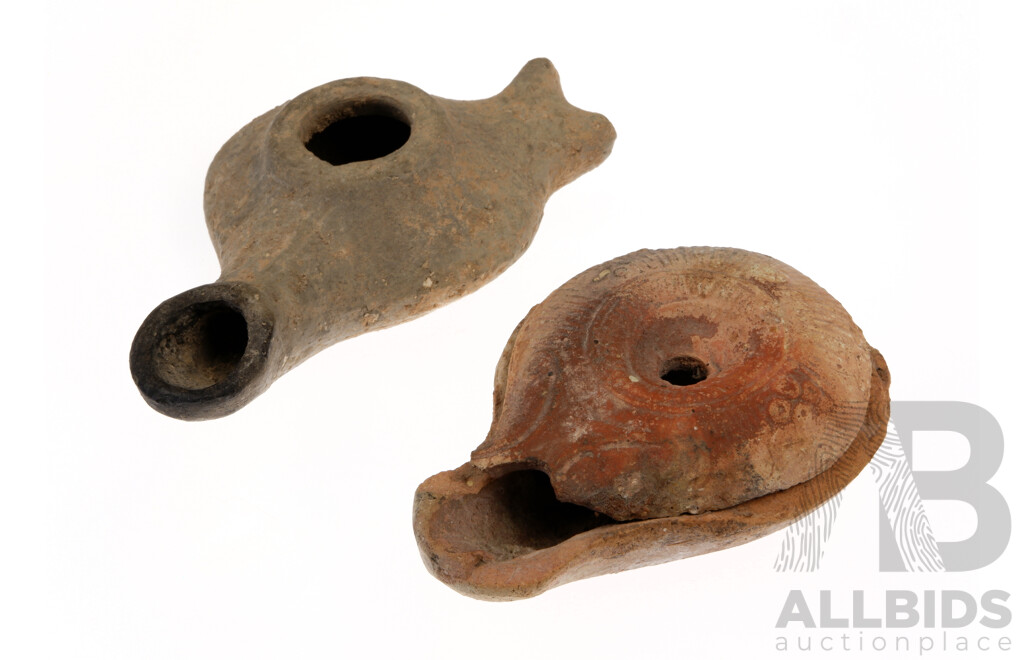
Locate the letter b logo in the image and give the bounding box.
[775,402,1010,572]
[880,402,1010,571]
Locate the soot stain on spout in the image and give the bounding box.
[151,301,249,390]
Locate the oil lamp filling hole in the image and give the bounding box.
[660,356,708,387]
[306,104,411,165]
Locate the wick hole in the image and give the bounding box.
[440,470,617,561]
[152,303,249,390]
[660,356,708,387]
[305,103,410,165]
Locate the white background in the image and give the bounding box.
[4,1,1022,658]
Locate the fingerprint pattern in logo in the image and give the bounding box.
[773,421,944,572]
[869,421,945,571]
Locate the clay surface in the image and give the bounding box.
[130,59,615,420]
[413,247,891,600]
